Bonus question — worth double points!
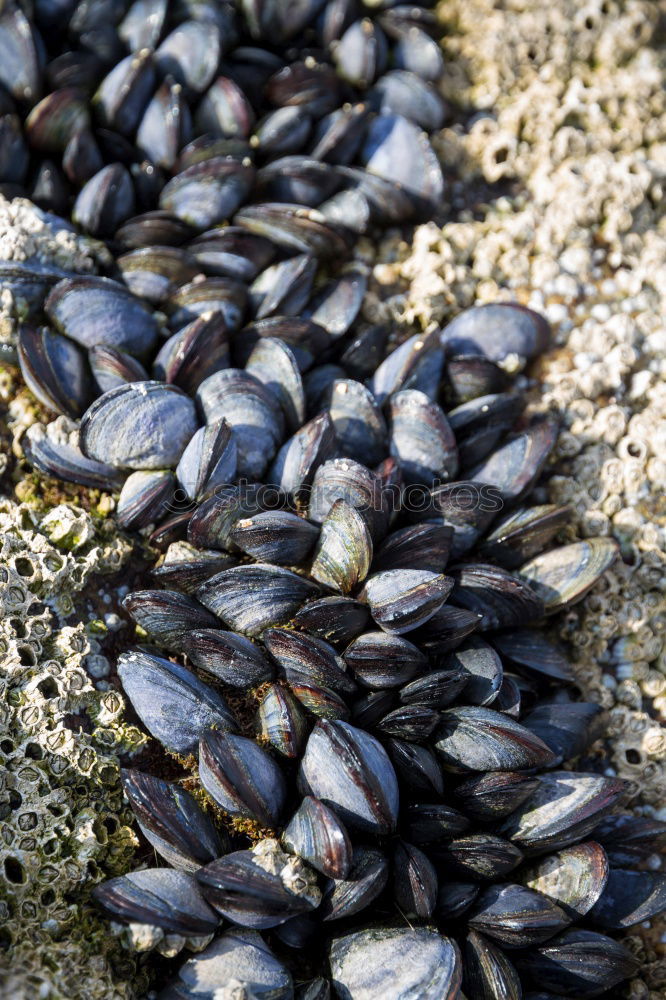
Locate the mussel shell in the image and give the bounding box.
[454,771,540,820]
[385,739,444,797]
[196,850,318,929]
[399,667,468,708]
[441,303,551,365]
[116,245,199,303]
[326,378,387,467]
[94,48,155,135]
[344,631,426,690]
[589,869,666,929]
[230,510,319,565]
[195,74,255,139]
[320,846,388,922]
[360,569,454,634]
[235,203,354,258]
[470,420,558,505]
[0,3,42,104]
[445,353,511,403]
[515,928,639,997]
[188,483,269,552]
[269,412,338,498]
[92,868,218,936]
[519,538,620,614]
[389,389,459,486]
[308,459,383,540]
[122,769,226,872]
[245,337,306,432]
[490,629,574,684]
[122,588,219,646]
[291,595,371,647]
[23,433,126,492]
[373,523,452,574]
[89,345,149,394]
[404,802,470,845]
[298,719,399,835]
[187,227,275,281]
[338,323,389,381]
[521,702,608,765]
[155,19,221,93]
[117,649,236,753]
[45,275,159,357]
[370,70,446,131]
[436,881,480,920]
[283,796,353,879]
[464,930,522,1000]
[117,469,175,531]
[393,840,438,918]
[446,637,503,706]
[199,730,286,827]
[26,87,89,153]
[520,842,609,920]
[254,104,312,157]
[176,419,237,503]
[18,325,92,419]
[369,328,443,406]
[263,627,355,696]
[500,771,627,854]
[414,605,482,660]
[166,275,247,332]
[479,504,571,569]
[289,679,350,721]
[361,113,444,203]
[470,883,570,948]
[350,690,395,730]
[329,927,461,1000]
[167,928,292,1000]
[250,255,317,320]
[115,209,194,249]
[436,834,524,881]
[449,563,545,631]
[435,706,557,773]
[196,563,321,636]
[257,683,310,759]
[375,705,439,742]
[181,628,273,687]
[310,499,373,595]
[72,163,136,237]
[305,269,367,337]
[592,814,666,867]
[159,157,255,229]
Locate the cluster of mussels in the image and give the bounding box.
[3,0,665,998]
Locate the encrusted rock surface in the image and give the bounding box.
[0,1,665,997]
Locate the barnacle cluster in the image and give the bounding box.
[0,499,144,1000]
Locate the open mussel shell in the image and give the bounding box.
[360,569,454,634]
[199,730,286,828]
[389,389,458,486]
[299,719,399,835]
[196,563,320,636]
[329,927,461,1000]
[245,337,306,432]
[449,563,545,630]
[519,538,620,614]
[196,368,283,479]
[373,523,452,574]
[469,883,571,948]
[520,842,609,920]
[588,869,666,929]
[123,588,220,647]
[344,631,426,690]
[181,628,273,687]
[264,628,355,696]
[118,650,236,754]
[89,345,149,394]
[292,595,371,647]
[283,796,353,879]
[326,378,387,467]
[386,739,444,797]
[176,419,237,504]
[18,325,92,419]
[393,840,438,918]
[122,770,227,873]
[470,420,558,505]
[320,846,388,922]
[516,928,640,997]
[435,707,557,773]
[436,834,524,881]
[80,381,199,471]
[490,629,574,684]
[464,930,522,1000]
[92,868,218,936]
[117,469,175,531]
[45,275,159,357]
[454,771,540,820]
[441,302,551,366]
[592,814,666,866]
[311,499,373,594]
[196,848,319,929]
[479,504,571,569]
[163,928,292,1000]
[521,701,608,765]
[269,412,338,498]
[257,683,310,760]
[230,510,319,565]
[500,771,627,854]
